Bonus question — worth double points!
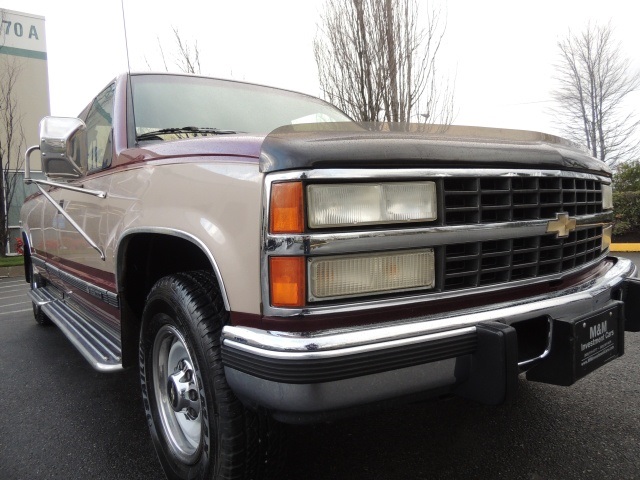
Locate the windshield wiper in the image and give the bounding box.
[136,126,237,141]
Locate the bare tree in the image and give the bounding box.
[552,22,640,166]
[314,0,455,125]
[171,27,201,74]
[146,27,201,75]
[0,56,26,256]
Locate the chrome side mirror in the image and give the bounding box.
[39,116,88,179]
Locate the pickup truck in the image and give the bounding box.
[21,73,640,480]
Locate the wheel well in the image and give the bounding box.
[118,233,216,367]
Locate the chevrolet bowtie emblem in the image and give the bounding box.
[546,212,577,238]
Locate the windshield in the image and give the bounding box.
[131,74,351,139]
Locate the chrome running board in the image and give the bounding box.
[28,286,123,372]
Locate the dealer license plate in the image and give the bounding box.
[574,305,621,379]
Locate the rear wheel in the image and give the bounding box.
[139,271,283,480]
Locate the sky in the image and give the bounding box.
[2,0,639,140]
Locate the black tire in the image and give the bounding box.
[139,271,284,480]
[30,264,52,326]
[32,303,52,326]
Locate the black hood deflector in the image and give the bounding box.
[259,124,610,176]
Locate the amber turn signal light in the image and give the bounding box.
[270,256,305,307]
[270,182,304,233]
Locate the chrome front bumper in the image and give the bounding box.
[222,257,637,422]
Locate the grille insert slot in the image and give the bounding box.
[444,227,603,291]
[443,176,603,225]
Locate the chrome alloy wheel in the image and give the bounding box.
[152,324,203,464]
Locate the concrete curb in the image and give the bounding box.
[0,266,24,278]
[610,243,640,252]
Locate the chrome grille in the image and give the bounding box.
[444,227,603,291]
[443,176,603,225]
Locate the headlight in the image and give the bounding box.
[307,182,437,228]
[308,248,435,301]
[602,184,613,210]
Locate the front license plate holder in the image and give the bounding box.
[574,305,621,378]
[526,302,624,386]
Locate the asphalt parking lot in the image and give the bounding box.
[1,254,639,480]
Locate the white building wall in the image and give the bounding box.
[0,9,50,254]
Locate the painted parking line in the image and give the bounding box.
[0,294,30,301]
[0,308,31,316]
[0,282,28,290]
[1,278,30,316]
[0,287,27,297]
[0,287,27,293]
[1,300,31,308]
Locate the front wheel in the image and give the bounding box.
[139,271,283,480]
[30,263,51,326]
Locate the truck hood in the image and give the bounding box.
[116,134,265,167]
[120,124,609,177]
[259,123,610,176]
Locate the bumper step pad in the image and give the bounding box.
[28,286,123,371]
[454,321,519,405]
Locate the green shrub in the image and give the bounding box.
[613,191,640,236]
[613,161,640,192]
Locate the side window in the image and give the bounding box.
[85,83,115,172]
